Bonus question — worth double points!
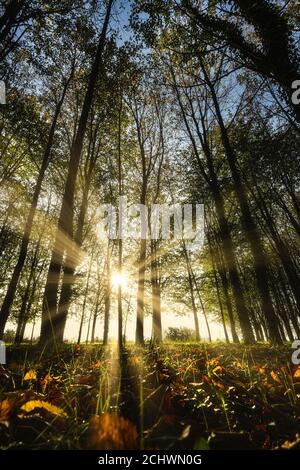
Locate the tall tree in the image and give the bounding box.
[39,0,114,347]
[0,67,73,338]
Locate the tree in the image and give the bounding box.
[39,0,114,347]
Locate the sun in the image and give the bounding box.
[111,271,127,289]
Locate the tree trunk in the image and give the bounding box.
[103,242,111,345]
[189,263,211,342]
[14,241,40,343]
[77,255,93,344]
[91,283,103,343]
[151,240,162,342]
[136,236,147,344]
[183,243,200,341]
[117,96,123,348]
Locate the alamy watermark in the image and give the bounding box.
[292,80,300,105]
[0,341,6,364]
[292,339,300,365]
[0,80,6,104]
[96,196,204,250]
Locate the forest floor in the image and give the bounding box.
[0,342,300,450]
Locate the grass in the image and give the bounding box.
[0,341,300,450]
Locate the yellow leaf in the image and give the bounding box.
[212,365,224,375]
[23,369,37,381]
[20,400,67,417]
[207,358,220,367]
[270,371,281,383]
[235,361,244,369]
[293,367,300,379]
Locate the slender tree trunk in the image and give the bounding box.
[77,255,93,344]
[86,309,93,344]
[151,240,162,342]
[182,243,200,341]
[91,284,102,343]
[117,96,123,348]
[136,236,146,344]
[189,264,212,342]
[135,179,147,344]
[212,260,229,343]
[103,242,111,345]
[30,318,36,344]
[14,241,39,343]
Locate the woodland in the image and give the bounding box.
[0,0,300,452]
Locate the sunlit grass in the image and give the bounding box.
[1,342,300,450]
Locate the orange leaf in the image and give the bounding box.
[293,367,300,379]
[251,364,266,375]
[270,371,281,383]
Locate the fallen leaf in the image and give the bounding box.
[88,414,138,450]
[293,367,300,379]
[212,379,225,391]
[0,399,13,426]
[20,400,67,417]
[270,371,281,383]
[251,364,266,375]
[212,366,224,375]
[23,369,37,381]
